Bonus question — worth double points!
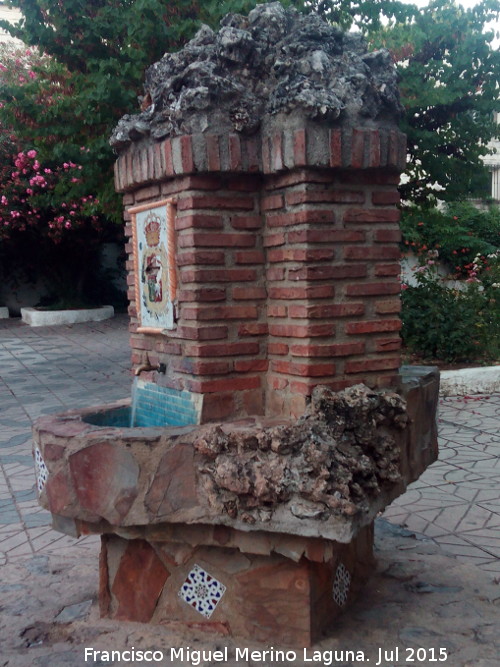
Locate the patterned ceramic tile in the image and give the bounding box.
[34,447,48,493]
[332,562,351,607]
[178,564,226,618]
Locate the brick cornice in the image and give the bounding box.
[114,127,407,192]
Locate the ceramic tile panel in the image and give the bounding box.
[178,564,226,618]
[133,381,199,427]
[332,562,351,607]
[34,447,48,493]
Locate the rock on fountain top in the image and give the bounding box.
[110,2,402,152]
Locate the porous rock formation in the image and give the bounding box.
[194,384,408,524]
[111,2,402,151]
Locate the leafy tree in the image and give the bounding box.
[1,0,499,214]
[306,0,417,31]
[400,201,500,274]
[370,0,500,204]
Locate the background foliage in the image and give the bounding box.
[1,0,499,334]
[401,202,500,275]
[401,258,500,363]
[400,203,500,362]
[2,0,498,216]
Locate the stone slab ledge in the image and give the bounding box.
[440,365,500,396]
[21,306,114,327]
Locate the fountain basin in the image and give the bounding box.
[33,368,439,645]
[34,367,438,541]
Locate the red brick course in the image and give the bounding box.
[119,128,405,419]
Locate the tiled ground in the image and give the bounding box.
[383,393,500,574]
[0,315,131,563]
[0,314,499,577]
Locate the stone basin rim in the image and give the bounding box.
[33,377,434,545]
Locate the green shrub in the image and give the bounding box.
[402,260,500,363]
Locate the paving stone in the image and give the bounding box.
[24,512,52,528]
[1,434,32,449]
[1,315,499,664]
[54,599,92,623]
[24,555,50,575]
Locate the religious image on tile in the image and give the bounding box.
[136,206,172,329]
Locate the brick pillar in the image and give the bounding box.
[115,125,406,422]
[261,127,404,417]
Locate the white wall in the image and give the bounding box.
[483,112,500,202]
[0,2,22,44]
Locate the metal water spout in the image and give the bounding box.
[134,361,166,376]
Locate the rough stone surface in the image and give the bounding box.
[111,2,401,150]
[195,384,407,523]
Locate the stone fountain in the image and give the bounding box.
[33,3,439,647]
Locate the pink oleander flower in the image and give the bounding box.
[29,174,47,187]
[27,150,37,158]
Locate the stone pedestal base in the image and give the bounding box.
[99,523,374,647]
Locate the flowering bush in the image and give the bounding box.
[0,43,125,308]
[401,252,500,363]
[0,141,123,307]
[400,202,500,276]
[0,148,100,240]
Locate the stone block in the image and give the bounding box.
[111,538,170,622]
[145,443,199,517]
[99,525,374,647]
[69,442,139,525]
